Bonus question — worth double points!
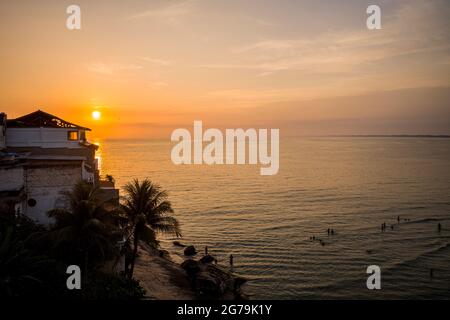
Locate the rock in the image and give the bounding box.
[195,272,223,298]
[234,291,249,300]
[159,249,170,258]
[173,241,186,247]
[180,259,248,299]
[234,276,247,288]
[184,245,197,256]
[200,254,215,264]
[181,259,201,276]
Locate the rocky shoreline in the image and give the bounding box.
[134,242,248,300]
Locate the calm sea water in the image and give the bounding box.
[98,137,450,299]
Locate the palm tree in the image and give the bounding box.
[122,179,181,279]
[45,180,122,274]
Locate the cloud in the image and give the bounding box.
[240,15,275,27]
[87,63,143,75]
[148,81,168,89]
[126,0,197,22]
[201,0,450,76]
[197,0,450,107]
[140,57,172,66]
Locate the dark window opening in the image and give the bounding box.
[27,198,37,207]
[80,130,86,142]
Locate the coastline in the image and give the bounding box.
[134,243,195,300]
[134,243,248,300]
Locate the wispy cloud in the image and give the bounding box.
[240,15,275,27]
[140,57,172,66]
[126,0,197,22]
[148,81,168,89]
[87,63,143,75]
[195,0,450,107]
[201,0,450,77]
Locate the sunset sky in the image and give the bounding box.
[0,0,449,138]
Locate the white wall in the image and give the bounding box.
[24,165,82,224]
[6,128,85,148]
[0,163,93,224]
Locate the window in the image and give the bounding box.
[68,131,79,141]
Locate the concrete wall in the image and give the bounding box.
[0,166,24,191]
[82,162,95,183]
[6,128,85,148]
[0,113,6,150]
[0,129,5,150]
[24,164,82,224]
[0,126,5,150]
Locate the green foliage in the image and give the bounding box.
[44,180,123,270]
[122,179,181,278]
[0,180,149,299]
[122,178,181,242]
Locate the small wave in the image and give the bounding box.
[289,242,450,297]
[402,217,443,225]
[389,242,450,270]
[259,224,294,232]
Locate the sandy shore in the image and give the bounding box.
[133,244,196,300]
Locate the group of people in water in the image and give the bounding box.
[309,228,338,246]
[381,216,443,234]
[381,215,403,231]
[307,216,444,251]
[202,219,444,273]
[380,222,393,231]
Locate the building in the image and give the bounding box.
[0,110,118,224]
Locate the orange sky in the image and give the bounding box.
[1,0,449,139]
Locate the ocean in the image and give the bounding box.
[97,137,450,299]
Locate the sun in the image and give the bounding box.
[92,110,101,120]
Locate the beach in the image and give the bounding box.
[134,244,195,300]
[134,243,247,300]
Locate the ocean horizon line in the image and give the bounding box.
[97,134,450,142]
